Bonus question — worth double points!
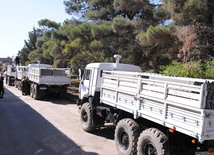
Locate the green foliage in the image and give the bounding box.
[136,25,179,72]
[38,19,61,30]
[64,0,168,22]
[43,31,52,39]
[162,0,214,26]
[28,50,40,63]
[70,50,113,74]
[65,22,93,42]
[64,0,88,15]
[88,0,112,7]
[70,38,82,49]
[60,40,73,55]
[160,59,214,79]
[25,61,31,66]
[184,0,206,10]
[17,0,214,79]
[204,60,214,79]
[86,0,116,20]
[36,39,44,48]
[112,16,134,34]
[91,22,112,39]
[42,40,56,59]
[114,0,149,20]
[90,40,103,51]
[137,26,164,46]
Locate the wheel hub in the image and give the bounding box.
[144,142,157,155]
[119,130,129,150]
[82,110,88,122]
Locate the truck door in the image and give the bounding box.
[80,69,91,99]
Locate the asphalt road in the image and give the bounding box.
[0,84,117,155]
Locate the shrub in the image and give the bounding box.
[159,58,214,79]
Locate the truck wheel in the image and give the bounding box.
[15,80,18,88]
[57,88,66,99]
[137,128,169,155]
[5,76,8,84]
[30,84,34,98]
[80,102,95,132]
[60,88,67,98]
[33,84,41,100]
[18,81,21,90]
[8,77,12,86]
[115,118,140,155]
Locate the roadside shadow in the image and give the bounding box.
[92,126,115,140]
[0,88,98,155]
[41,92,78,105]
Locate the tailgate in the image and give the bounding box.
[201,110,214,142]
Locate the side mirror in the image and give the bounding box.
[77,69,82,80]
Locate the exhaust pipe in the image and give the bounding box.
[37,60,41,66]
[114,55,121,70]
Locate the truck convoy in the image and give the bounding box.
[77,55,214,155]
[6,62,71,100]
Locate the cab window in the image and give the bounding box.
[12,68,16,72]
[100,70,103,77]
[83,69,91,80]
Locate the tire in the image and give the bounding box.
[80,102,95,132]
[57,88,66,99]
[5,76,8,84]
[30,84,34,98]
[33,84,41,100]
[8,77,12,86]
[18,81,21,90]
[115,118,140,155]
[15,80,18,88]
[60,88,67,98]
[9,78,12,86]
[137,128,169,155]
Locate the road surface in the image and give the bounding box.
[0,84,117,155]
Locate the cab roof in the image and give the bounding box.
[86,63,141,72]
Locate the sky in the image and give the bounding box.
[0,0,71,58]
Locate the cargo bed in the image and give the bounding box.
[100,70,214,143]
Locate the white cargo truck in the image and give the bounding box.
[25,62,71,100]
[15,66,28,90]
[77,55,214,155]
[5,65,16,86]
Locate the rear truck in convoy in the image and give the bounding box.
[5,65,16,86]
[77,55,214,155]
[20,62,71,100]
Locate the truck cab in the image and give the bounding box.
[16,66,28,79]
[78,55,142,104]
[15,66,29,89]
[6,65,16,86]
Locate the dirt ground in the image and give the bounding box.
[0,84,118,155]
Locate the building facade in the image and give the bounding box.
[0,58,12,73]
